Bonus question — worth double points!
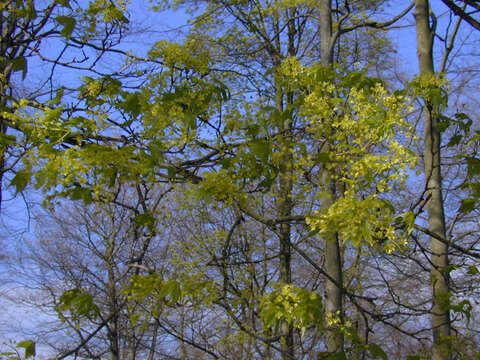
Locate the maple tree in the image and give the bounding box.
[2,0,480,359]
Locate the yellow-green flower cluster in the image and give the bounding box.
[260,284,323,335]
[277,58,418,250]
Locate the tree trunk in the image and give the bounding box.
[276,70,295,360]
[0,7,13,209]
[275,6,298,359]
[106,239,120,360]
[319,0,344,354]
[414,1,452,359]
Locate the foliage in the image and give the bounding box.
[3,0,480,359]
[0,340,35,360]
[260,284,323,335]
[56,288,100,324]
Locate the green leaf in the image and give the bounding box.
[148,143,165,166]
[133,213,155,229]
[455,111,471,121]
[468,265,479,276]
[165,280,181,302]
[167,166,177,179]
[459,198,476,213]
[0,352,17,358]
[103,167,117,187]
[220,157,233,170]
[317,352,347,360]
[69,186,93,204]
[447,299,472,324]
[121,92,142,116]
[25,0,37,19]
[213,79,230,101]
[367,343,388,360]
[17,340,35,358]
[56,15,76,38]
[306,228,320,238]
[315,152,330,163]
[438,116,450,132]
[0,133,16,146]
[11,57,27,80]
[466,157,480,178]
[57,288,99,319]
[250,139,270,162]
[430,88,447,108]
[49,87,65,106]
[441,264,459,274]
[184,112,197,130]
[447,134,462,147]
[455,112,473,132]
[258,173,276,192]
[245,124,261,138]
[455,112,469,120]
[10,170,31,194]
[380,199,395,213]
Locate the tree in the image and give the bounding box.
[441,0,480,31]
[0,0,130,207]
[414,2,452,358]
[13,185,171,359]
[413,0,480,357]
[4,1,480,359]
[153,2,414,358]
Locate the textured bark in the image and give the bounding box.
[324,229,344,353]
[0,5,13,209]
[106,239,120,360]
[0,85,7,209]
[276,7,297,358]
[320,0,344,353]
[276,68,295,360]
[414,1,452,359]
[319,0,334,67]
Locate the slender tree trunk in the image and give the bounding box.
[319,0,344,353]
[263,227,273,360]
[275,6,297,359]
[324,229,343,352]
[106,240,120,360]
[414,1,451,359]
[179,307,187,360]
[0,9,12,209]
[276,72,295,360]
[0,85,7,208]
[319,0,334,67]
[126,323,134,360]
[147,320,159,360]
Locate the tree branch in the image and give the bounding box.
[441,0,480,31]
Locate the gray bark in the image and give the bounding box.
[319,0,344,353]
[414,1,452,359]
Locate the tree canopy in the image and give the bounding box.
[2,1,480,359]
